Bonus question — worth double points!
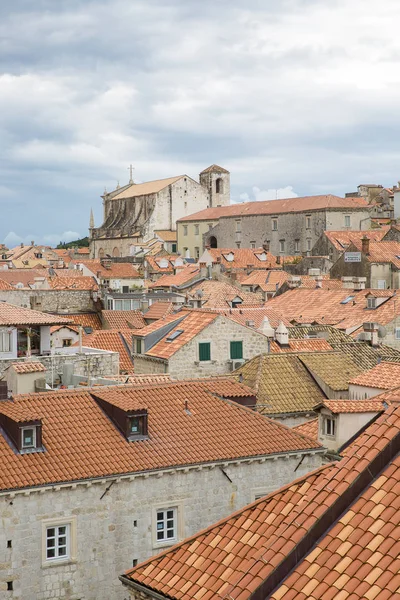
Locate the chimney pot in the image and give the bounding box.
[362,236,370,255]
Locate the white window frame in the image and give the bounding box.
[0,331,12,353]
[152,502,183,548]
[235,220,241,233]
[323,416,336,437]
[279,239,285,253]
[306,238,312,251]
[42,516,77,566]
[396,328,400,340]
[344,215,351,227]
[21,426,36,449]
[294,240,300,253]
[194,224,199,235]
[377,280,386,290]
[367,297,376,309]
[250,241,256,249]
[306,215,311,229]
[272,219,278,231]
[183,225,188,236]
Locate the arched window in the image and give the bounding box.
[209,236,218,249]
[98,248,104,258]
[215,178,223,194]
[112,247,120,257]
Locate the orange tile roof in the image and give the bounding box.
[102,310,146,330]
[145,255,183,274]
[0,278,13,290]
[154,230,177,242]
[188,280,264,308]
[0,302,72,326]
[179,195,369,222]
[79,330,135,373]
[148,266,200,288]
[270,338,333,353]
[123,403,400,600]
[185,306,291,329]
[293,417,318,440]
[144,302,175,321]
[0,380,321,491]
[201,248,279,270]
[315,399,386,413]
[48,275,99,291]
[349,361,400,389]
[10,361,46,374]
[324,228,388,251]
[56,313,102,330]
[111,175,184,200]
[241,269,288,292]
[144,312,219,359]
[133,314,185,337]
[78,260,141,279]
[103,374,172,385]
[0,268,46,288]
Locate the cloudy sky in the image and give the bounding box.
[1,0,400,246]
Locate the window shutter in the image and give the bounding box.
[199,342,211,361]
[230,341,243,360]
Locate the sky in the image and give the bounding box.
[2,0,400,246]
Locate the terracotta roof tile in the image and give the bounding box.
[10,361,46,374]
[324,229,388,251]
[0,380,321,491]
[144,302,175,320]
[56,313,102,330]
[298,352,362,391]
[188,280,264,308]
[293,418,319,441]
[77,260,141,279]
[315,400,386,414]
[0,268,47,288]
[154,230,178,242]
[200,248,279,270]
[78,330,135,373]
[48,275,98,291]
[0,278,13,290]
[270,339,333,353]
[149,266,200,288]
[349,362,400,390]
[112,176,184,200]
[0,302,71,326]
[178,195,368,222]
[102,310,146,329]
[234,353,326,416]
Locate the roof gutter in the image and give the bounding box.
[171,276,208,291]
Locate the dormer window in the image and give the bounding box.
[126,411,148,441]
[367,297,377,309]
[21,426,36,449]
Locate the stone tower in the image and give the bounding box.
[199,164,230,207]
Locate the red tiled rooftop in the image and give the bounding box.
[315,399,386,414]
[270,338,333,353]
[102,310,146,330]
[11,361,46,374]
[0,302,72,326]
[349,362,400,390]
[144,302,175,321]
[79,330,135,373]
[0,380,321,492]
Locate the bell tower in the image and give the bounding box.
[199,164,230,207]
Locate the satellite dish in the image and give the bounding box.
[378,325,387,338]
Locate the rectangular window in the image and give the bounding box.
[122,285,129,294]
[0,331,11,353]
[171,243,177,253]
[156,508,177,542]
[21,427,36,449]
[183,225,188,236]
[235,220,241,233]
[367,297,376,309]
[279,239,285,253]
[199,342,211,361]
[136,339,142,354]
[272,219,278,231]
[345,215,351,227]
[294,240,300,253]
[306,238,312,251]
[62,339,72,347]
[377,280,386,290]
[230,341,243,360]
[46,524,70,561]
[195,247,200,259]
[250,241,256,249]
[115,300,123,310]
[194,224,199,235]
[396,328,400,340]
[324,417,336,437]
[306,216,311,229]
[123,299,131,310]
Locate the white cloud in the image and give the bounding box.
[3,231,81,248]
[238,186,298,202]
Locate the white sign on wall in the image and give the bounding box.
[344,252,362,263]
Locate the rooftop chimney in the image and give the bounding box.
[275,321,289,346]
[315,275,323,289]
[353,277,366,291]
[258,316,275,339]
[276,255,281,265]
[262,242,270,252]
[362,236,370,255]
[287,275,301,289]
[341,276,354,290]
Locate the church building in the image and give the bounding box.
[89,165,230,259]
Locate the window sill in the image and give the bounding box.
[153,540,178,550]
[42,558,76,569]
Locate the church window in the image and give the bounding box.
[216,178,223,194]
[112,247,120,257]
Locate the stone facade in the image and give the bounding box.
[90,166,230,259]
[0,289,97,314]
[178,204,371,258]
[0,452,324,599]
[134,316,271,379]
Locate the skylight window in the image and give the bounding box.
[166,329,184,342]
[255,252,267,261]
[340,296,355,304]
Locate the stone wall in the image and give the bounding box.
[0,451,324,599]
[136,316,270,379]
[0,350,119,381]
[0,289,96,313]
[197,208,371,256]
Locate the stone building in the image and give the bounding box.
[0,380,323,599]
[89,165,230,259]
[131,311,270,379]
[177,194,371,257]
